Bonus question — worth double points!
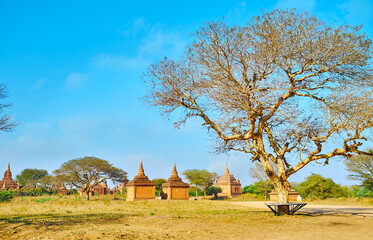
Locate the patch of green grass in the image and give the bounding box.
[35,197,53,203]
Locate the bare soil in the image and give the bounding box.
[0,196,372,240]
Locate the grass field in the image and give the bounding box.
[0,195,372,240]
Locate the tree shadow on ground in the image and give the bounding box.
[297,208,373,218]
[0,212,135,231]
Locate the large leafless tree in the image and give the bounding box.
[0,83,17,132]
[143,10,373,204]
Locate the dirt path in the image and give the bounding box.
[230,201,373,217]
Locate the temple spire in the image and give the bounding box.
[7,163,10,171]
[171,163,178,177]
[224,162,230,176]
[137,160,145,176]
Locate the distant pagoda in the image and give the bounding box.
[126,160,155,201]
[92,179,111,195]
[161,163,189,200]
[0,163,18,190]
[58,183,70,195]
[213,163,241,197]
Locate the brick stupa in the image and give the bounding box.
[126,160,155,201]
[213,163,241,197]
[58,183,70,195]
[161,163,189,200]
[0,163,18,190]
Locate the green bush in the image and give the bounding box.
[352,186,373,198]
[35,197,52,203]
[206,186,222,198]
[295,174,348,199]
[0,191,14,202]
[242,181,274,199]
[188,190,204,197]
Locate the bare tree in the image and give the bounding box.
[344,149,373,189]
[143,9,373,205]
[0,83,17,132]
[249,162,275,200]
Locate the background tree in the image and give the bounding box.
[0,83,17,132]
[144,9,373,205]
[16,169,48,188]
[295,174,348,199]
[242,182,275,199]
[206,186,222,199]
[152,178,166,197]
[344,149,373,190]
[39,175,58,195]
[53,156,127,200]
[182,169,217,196]
[249,162,276,200]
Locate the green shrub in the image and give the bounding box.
[242,181,274,199]
[352,186,373,198]
[188,190,204,197]
[0,191,14,202]
[295,174,348,199]
[35,197,52,203]
[206,186,222,198]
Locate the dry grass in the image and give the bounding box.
[0,195,372,240]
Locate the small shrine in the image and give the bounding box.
[115,179,128,193]
[79,179,112,196]
[161,163,189,200]
[213,163,241,197]
[92,179,111,195]
[0,163,18,190]
[269,182,300,202]
[58,183,70,195]
[126,160,155,201]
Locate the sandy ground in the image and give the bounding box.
[230,201,373,217]
[1,198,373,239]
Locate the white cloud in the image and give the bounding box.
[275,0,316,11]
[119,17,149,36]
[226,1,248,23]
[91,24,186,71]
[32,78,46,90]
[139,30,186,58]
[64,73,88,90]
[90,53,150,71]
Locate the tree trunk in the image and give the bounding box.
[86,192,90,201]
[276,184,289,215]
[277,184,289,203]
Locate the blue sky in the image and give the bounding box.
[0,0,372,187]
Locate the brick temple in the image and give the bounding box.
[213,163,241,197]
[0,163,18,190]
[92,179,112,195]
[161,163,189,200]
[126,160,155,201]
[115,179,128,193]
[58,183,70,195]
[79,179,112,196]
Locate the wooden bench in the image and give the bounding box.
[265,202,307,216]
